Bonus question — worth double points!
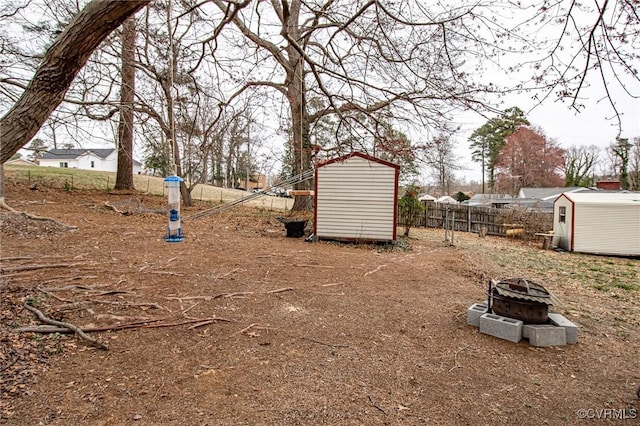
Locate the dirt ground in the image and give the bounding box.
[1,180,639,425]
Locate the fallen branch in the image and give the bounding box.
[141,317,234,329]
[266,287,293,294]
[1,263,83,273]
[235,323,269,335]
[292,264,335,269]
[215,291,254,299]
[52,300,164,312]
[181,302,200,315]
[187,320,216,330]
[364,265,387,277]
[147,270,185,276]
[23,302,108,350]
[167,296,212,302]
[41,275,98,285]
[40,284,104,292]
[37,287,74,303]
[213,268,240,279]
[368,395,387,415]
[0,256,33,262]
[13,319,162,333]
[90,290,136,296]
[12,316,232,334]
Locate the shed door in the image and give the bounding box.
[553,201,571,250]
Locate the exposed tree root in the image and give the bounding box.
[23,302,109,351]
[0,197,77,229]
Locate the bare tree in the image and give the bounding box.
[205,1,513,209]
[563,145,600,187]
[1,0,637,206]
[525,1,639,134]
[421,132,462,196]
[611,137,633,190]
[0,0,150,164]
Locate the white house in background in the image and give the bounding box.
[38,149,142,174]
[552,192,640,257]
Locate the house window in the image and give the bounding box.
[91,160,95,168]
[60,162,68,168]
[558,206,566,223]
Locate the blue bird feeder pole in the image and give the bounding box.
[164,175,184,242]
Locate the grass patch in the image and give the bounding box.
[3,164,291,210]
[612,281,639,291]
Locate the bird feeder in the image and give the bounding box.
[164,175,184,242]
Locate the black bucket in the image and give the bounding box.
[284,220,307,238]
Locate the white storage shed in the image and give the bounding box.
[552,192,640,256]
[314,152,399,242]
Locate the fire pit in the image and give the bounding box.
[488,278,553,324]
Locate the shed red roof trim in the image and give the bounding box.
[315,151,400,169]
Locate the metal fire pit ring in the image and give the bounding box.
[488,278,553,324]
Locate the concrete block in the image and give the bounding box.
[522,324,545,339]
[548,313,579,344]
[466,303,488,327]
[523,324,567,347]
[479,313,523,343]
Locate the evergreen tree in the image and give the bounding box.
[468,107,529,192]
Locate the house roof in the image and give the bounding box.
[469,193,512,201]
[419,194,436,201]
[5,158,38,166]
[40,148,115,160]
[518,187,587,200]
[558,192,640,206]
[316,151,400,170]
[436,195,458,204]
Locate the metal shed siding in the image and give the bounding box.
[314,154,399,241]
[573,205,640,256]
[553,193,640,256]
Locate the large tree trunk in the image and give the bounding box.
[287,57,313,211]
[115,17,137,190]
[0,0,150,164]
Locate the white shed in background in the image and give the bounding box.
[553,192,640,256]
[314,152,399,242]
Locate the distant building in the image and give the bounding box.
[436,195,458,204]
[596,181,621,190]
[465,193,513,208]
[4,158,38,167]
[517,187,586,201]
[38,149,142,174]
[418,194,436,202]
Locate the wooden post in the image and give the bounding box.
[451,211,455,245]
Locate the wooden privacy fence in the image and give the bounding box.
[400,202,554,239]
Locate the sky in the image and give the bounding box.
[452,96,640,183]
[450,68,640,184]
